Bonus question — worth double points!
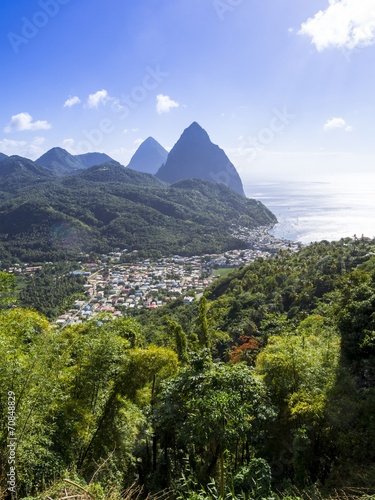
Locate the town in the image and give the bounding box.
[54,228,300,326]
[3,227,300,327]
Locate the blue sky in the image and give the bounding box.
[1,0,375,182]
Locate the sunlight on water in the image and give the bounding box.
[245,174,375,244]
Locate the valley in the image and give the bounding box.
[54,228,300,326]
[1,122,374,499]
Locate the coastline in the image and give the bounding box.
[246,177,375,244]
[232,223,302,255]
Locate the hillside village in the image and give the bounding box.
[53,229,300,326]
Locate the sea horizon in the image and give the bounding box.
[244,173,375,244]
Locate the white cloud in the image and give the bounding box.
[109,147,133,165]
[156,94,179,114]
[32,136,46,147]
[4,112,52,133]
[28,137,47,157]
[299,0,375,51]
[323,117,353,131]
[87,89,109,108]
[64,96,81,108]
[61,138,78,154]
[109,140,146,165]
[86,90,123,110]
[110,98,124,112]
[133,138,144,148]
[0,137,46,159]
[61,138,108,156]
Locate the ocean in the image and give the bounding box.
[245,173,375,244]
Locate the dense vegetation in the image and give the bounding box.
[0,159,275,262]
[18,264,86,319]
[1,237,375,498]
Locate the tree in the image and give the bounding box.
[0,308,61,495]
[164,316,188,362]
[338,269,375,367]
[197,296,210,349]
[256,315,340,485]
[0,314,145,495]
[119,345,179,482]
[0,271,16,309]
[230,335,262,365]
[155,357,274,493]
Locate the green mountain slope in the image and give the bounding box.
[4,237,375,497]
[135,237,375,490]
[63,160,166,186]
[0,155,55,194]
[36,147,87,176]
[0,163,276,262]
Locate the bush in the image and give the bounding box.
[233,458,272,499]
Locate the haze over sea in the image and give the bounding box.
[245,173,375,245]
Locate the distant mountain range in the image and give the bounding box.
[155,122,245,197]
[0,161,275,262]
[36,147,88,176]
[35,149,116,176]
[75,152,114,168]
[2,122,245,196]
[0,122,276,262]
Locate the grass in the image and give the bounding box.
[214,268,235,277]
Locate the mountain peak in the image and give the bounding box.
[75,152,114,168]
[180,122,210,142]
[47,147,67,154]
[36,147,86,176]
[187,121,204,130]
[126,137,168,175]
[155,123,245,197]
[143,136,160,145]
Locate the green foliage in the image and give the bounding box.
[198,296,211,349]
[233,458,272,499]
[123,345,179,402]
[0,169,276,262]
[338,269,375,364]
[145,237,375,491]
[256,315,340,412]
[155,357,275,490]
[2,237,375,497]
[175,459,274,500]
[0,270,16,308]
[0,309,60,495]
[255,315,341,486]
[103,316,145,347]
[18,263,86,318]
[0,312,163,496]
[164,316,188,362]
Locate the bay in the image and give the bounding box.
[245,173,375,244]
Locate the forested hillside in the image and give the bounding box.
[0,161,275,262]
[1,237,375,498]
